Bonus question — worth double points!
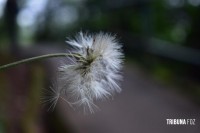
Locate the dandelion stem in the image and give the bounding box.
[0,53,81,71]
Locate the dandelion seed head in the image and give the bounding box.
[53,31,123,113]
[42,81,61,111]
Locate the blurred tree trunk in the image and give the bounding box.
[4,0,19,55]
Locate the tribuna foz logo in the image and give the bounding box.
[166,119,195,125]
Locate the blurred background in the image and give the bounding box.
[0,0,200,133]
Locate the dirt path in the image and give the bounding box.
[58,62,200,133]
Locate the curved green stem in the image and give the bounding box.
[0,53,80,71]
